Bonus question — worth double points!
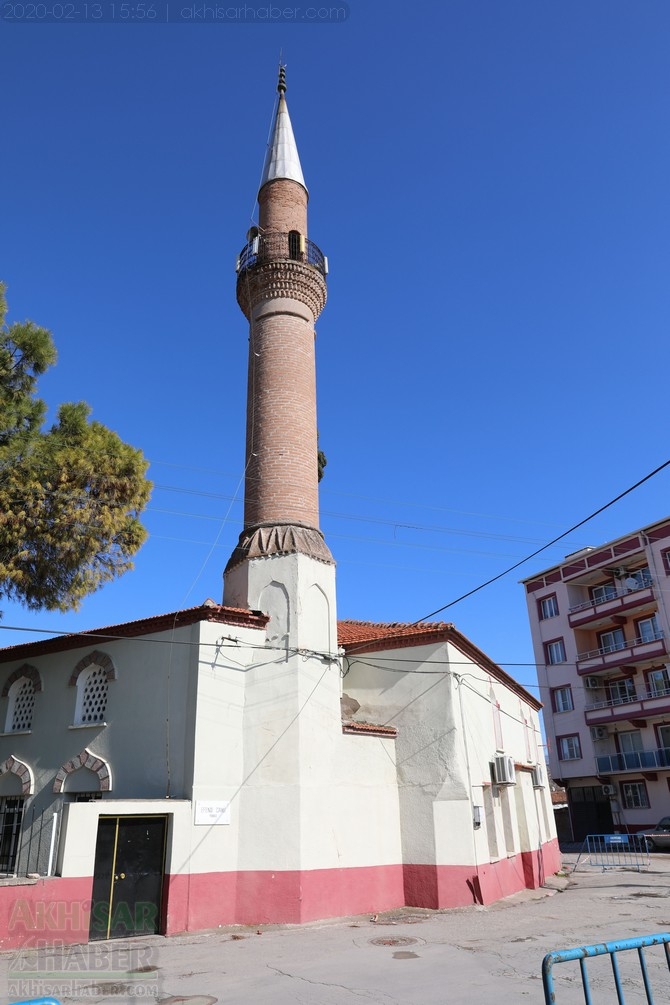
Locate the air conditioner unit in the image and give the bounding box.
[590,726,609,741]
[531,764,545,788]
[493,754,516,786]
[584,677,601,690]
[602,784,617,797]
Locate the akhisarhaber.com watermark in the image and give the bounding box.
[8,942,160,999]
[179,3,349,19]
[0,1,350,21]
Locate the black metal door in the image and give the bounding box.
[89,816,167,941]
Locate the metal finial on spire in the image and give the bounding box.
[278,65,287,94]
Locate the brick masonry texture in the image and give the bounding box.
[1,663,42,697]
[238,173,325,534]
[244,307,319,529]
[259,178,308,235]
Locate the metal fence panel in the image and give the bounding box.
[573,834,651,872]
[542,933,670,1004]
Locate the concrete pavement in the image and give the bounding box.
[3,852,670,1004]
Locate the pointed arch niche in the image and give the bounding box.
[2,665,42,734]
[53,749,112,794]
[69,651,117,726]
[0,755,34,795]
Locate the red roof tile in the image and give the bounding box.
[342,720,397,738]
[337,619,541,711]
[0,602,268,664]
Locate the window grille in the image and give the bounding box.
[7,678,35,732]
[0,797,24,873]
[76,666,108,725]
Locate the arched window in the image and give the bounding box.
[5,678,35,733]
[288,230,302,261]
[74,665,109,725]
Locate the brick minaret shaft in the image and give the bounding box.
[225,69,333,574]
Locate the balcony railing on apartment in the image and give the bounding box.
[585,684,670,713]
[569,576,653,614]
[596,747,670,774]
[577,630,664,663]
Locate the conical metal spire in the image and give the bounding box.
[259,68,307,194]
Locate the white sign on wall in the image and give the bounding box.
[194,800,231,826]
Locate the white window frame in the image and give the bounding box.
[539,595,559,620]
[552,686,573,713]
[591,583,617,604]
[598,628,626,654]
[649,667,670,697]
[621,781,649,810]
[546,640,566,665]
[558,735,581,761]
[637,615,661,644]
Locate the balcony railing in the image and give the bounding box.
[236,232,327,276]
[577,630,664,663]
[585,684,670,712]
[597,747,670,774]
[569,576,653,614]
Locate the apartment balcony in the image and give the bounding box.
[576,631,667,674]
[596,747,670,775]
[568,582,655,629]
[585,686,670,727]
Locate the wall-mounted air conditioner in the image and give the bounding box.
[602,784,617,797]
[493,754,516,786]
[590,726,609,741]
[531,764,545,788]
[584,677,601,690]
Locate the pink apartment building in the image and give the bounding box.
[522,518,670,841]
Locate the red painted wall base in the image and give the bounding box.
[0,839,562,949]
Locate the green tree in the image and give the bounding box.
[0,283,152,612]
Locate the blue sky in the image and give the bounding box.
[2,0,670,707]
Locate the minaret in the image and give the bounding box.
[224,68,336,654]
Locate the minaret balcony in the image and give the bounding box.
[236,232,327,277]
[236,232,328,320]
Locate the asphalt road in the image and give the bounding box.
[3,852,670,1005]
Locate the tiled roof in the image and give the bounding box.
[337,619,541,711]
[0,601,268,664]
[338,620,454,649]
[342,720,397,738]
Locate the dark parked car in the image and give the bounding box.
[643,817,670,851]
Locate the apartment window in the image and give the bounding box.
[648,667,670,697]
[618,730,644,755]
[0,796,24,873]
[557,734,582,761]
[591,582,616,604]
[597,627,626,654]
[626,567,652,590]
[551,686,573,713]
[621,781,649,810]
[608,678,636,705]
[545,639,566,665]
[662,550,670,576]
[637,615,661,644]
[539,595,559,620]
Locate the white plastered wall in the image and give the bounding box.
[344,639,556,870]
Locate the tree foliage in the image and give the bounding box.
[0,284,152,612]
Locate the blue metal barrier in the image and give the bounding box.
[542,933,670,1003]
[9,999,62,1005]
[574,834,650,872]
